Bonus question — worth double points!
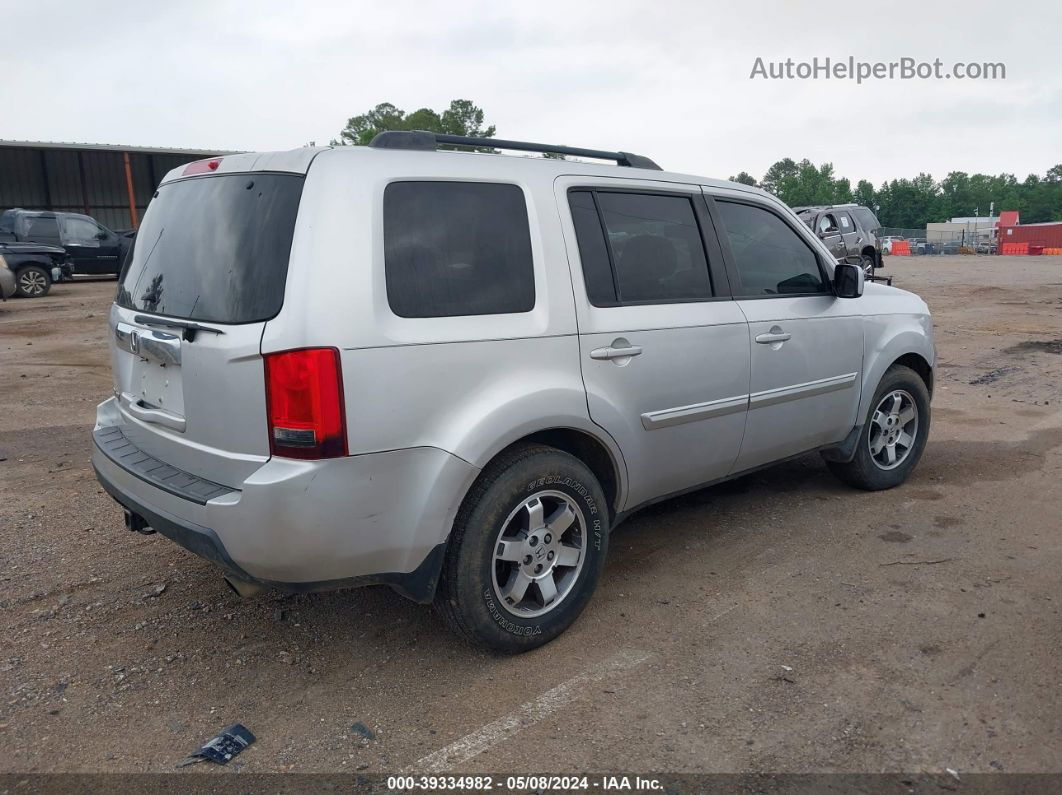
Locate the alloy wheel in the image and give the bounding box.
[19,271,47,296]
[869,389,918,470]
[491,490,586,618]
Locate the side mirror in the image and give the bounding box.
[96,230,108,240]
[834,261,864,298]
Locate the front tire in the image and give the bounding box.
[15,265,51,298]
[435,444,609,653]
[826,364,930,490]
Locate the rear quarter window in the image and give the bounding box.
[852,207,881,232]
[383,181,535,318]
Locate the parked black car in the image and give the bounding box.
[793,204,884,275]
[0,208,131,275]
[0,241,73,297]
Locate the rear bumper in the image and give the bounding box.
[92,405,479,602]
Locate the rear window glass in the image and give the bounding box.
[383,181,535,318]
[116,173,304,323]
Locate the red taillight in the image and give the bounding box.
[264,348,347,460]
[183,158,222,175]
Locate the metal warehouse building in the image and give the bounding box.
[0,140,233,231]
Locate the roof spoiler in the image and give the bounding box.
[368,130,662,171]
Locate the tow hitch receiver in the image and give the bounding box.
[124,510,155,535]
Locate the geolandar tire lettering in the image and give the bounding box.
[435,443,609,653]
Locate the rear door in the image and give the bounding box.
[708,195,863,472]
[835,210,861,255]
[109,170,305,488]
[21,214,62,247]
[558,178,750,510]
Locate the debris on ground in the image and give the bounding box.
[350,721,376,741]
[880,558,955,567]
[969,367,1016,385]
[1004,339,1062,356]
[177,723,256,767]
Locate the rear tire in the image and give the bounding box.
[860,254,876,277]
[435,444,609,653]
[15,265,50,298]
[826,364,930,490]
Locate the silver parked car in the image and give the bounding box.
[93,133,934,652]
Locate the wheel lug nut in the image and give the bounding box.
[544,534,552,544]
[547,551,555,561]
[528,536,538,547]
[523,555,533,565]
[534,564,543,574]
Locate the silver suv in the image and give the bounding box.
[93,133,934,652]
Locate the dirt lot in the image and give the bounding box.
[1,257,1060,777]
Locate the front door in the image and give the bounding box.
[558,179,750,510]
[816,212,848,260]
[61,215,120,274]
[709,196,864,472]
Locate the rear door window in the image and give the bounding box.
[24,215,60,242]
[117,173,304,323]
[383,181,535,318]
[568,190,713,305]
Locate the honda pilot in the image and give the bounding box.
[93,133,934,652]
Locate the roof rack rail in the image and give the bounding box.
[368,130,662,171]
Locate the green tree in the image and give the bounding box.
[334,99,496,146]
[760,158,799,197]
[750,160,1062,228]
[833,177,854,205]
[854,179,876,209]
[728,171,758,186]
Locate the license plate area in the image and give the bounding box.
[135,359,184,416]
[115,322,185,417]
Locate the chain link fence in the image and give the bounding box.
[880,225,996,256]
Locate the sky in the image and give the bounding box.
[2,0,1059,186]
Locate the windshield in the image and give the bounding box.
[116,173,304,324]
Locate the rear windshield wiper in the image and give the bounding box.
[133,314,225,342]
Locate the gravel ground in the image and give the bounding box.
[1,257,1060,777]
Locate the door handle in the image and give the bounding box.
[119,392,187,432]
[590,344,643,360]
[755,331,791,344]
